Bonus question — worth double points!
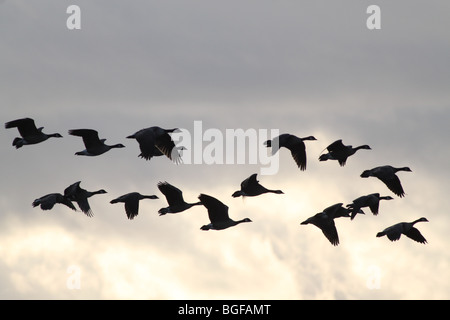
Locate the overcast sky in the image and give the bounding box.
[1,0,449,299]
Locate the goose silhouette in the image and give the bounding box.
[5,117,62,148]
[69,129,125,156]
[127,126,183,163]
[319,139,371,166]
[361,165,412,197]
[64,181,107,217]
[264,133,316,170]
[110,192,159,220]
[376,217,428,244]
[199,194,252,231]
[232,173,283,198]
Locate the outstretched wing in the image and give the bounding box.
[69,129,103,148]
[327,139,346,153]
[198,194,229,223]
[5,118,40,137]
[404,227,427,244]
[241,173,258,189]
[158,181,184,206]
[379,174,405,197]
[284,135,307,170]
[155,133,181,163]
[321,221,340,246]
[124,199,140,220]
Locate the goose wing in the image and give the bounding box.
[367,193,381,215]
[111,193,140,219]
[323,203,348,219]
[326,139,346,153]
[301,213,339,246]
[198,194,230,223]
[378,174,405,197]
[68,129,103,148]
[321,220,340,246]
[57,194,77,211]
[129,128,158,160]
[283,135,307,170]
[404,227,427,244]
[124,197,140,220]
[158,181,184,206]
[241,173,258,190]
[5,118,40,137]
[155,133,181,163]
[382,224,402,242]
[327,140,350,166]
[64,182,92,217]
[64,181,82,198]
[75,197,93,217]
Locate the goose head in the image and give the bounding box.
[232,190,244,198]
[360,170,372,178]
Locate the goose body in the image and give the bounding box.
[347,193,394,220]
[69,129,125,156]
[300,203,352,246]
[264,133,316,170]
[361,165,412,197]
[232,173,283,198]
[301,212,340,246]
[127,126,182,163]
[5,117,62,148]
[64,181,107,217]
[157,181,202,215]
[199,194,252,230]
[110,192,158,220]
[319,139,371,166]
[32,193,76,211]
[376,217,428,244]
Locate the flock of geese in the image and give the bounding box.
[5,117,429,246]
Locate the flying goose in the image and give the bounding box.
[126,126,183,163]
[32,193,76,211]
[347,193,394,220]
[301,212,340,246]
[64,181,107,217]
[68,129,125,156]
[300,203,352,246]
[319,139,371,166]
[232,173,284,198]
[199,193,252,231]
[157,181,202,215]
[264,133,316,170]
[361,165,412,197]
[376,217,428,244]
[5,117,62,148]
[110,192,159,220]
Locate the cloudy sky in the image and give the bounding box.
[1,0,449,299]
